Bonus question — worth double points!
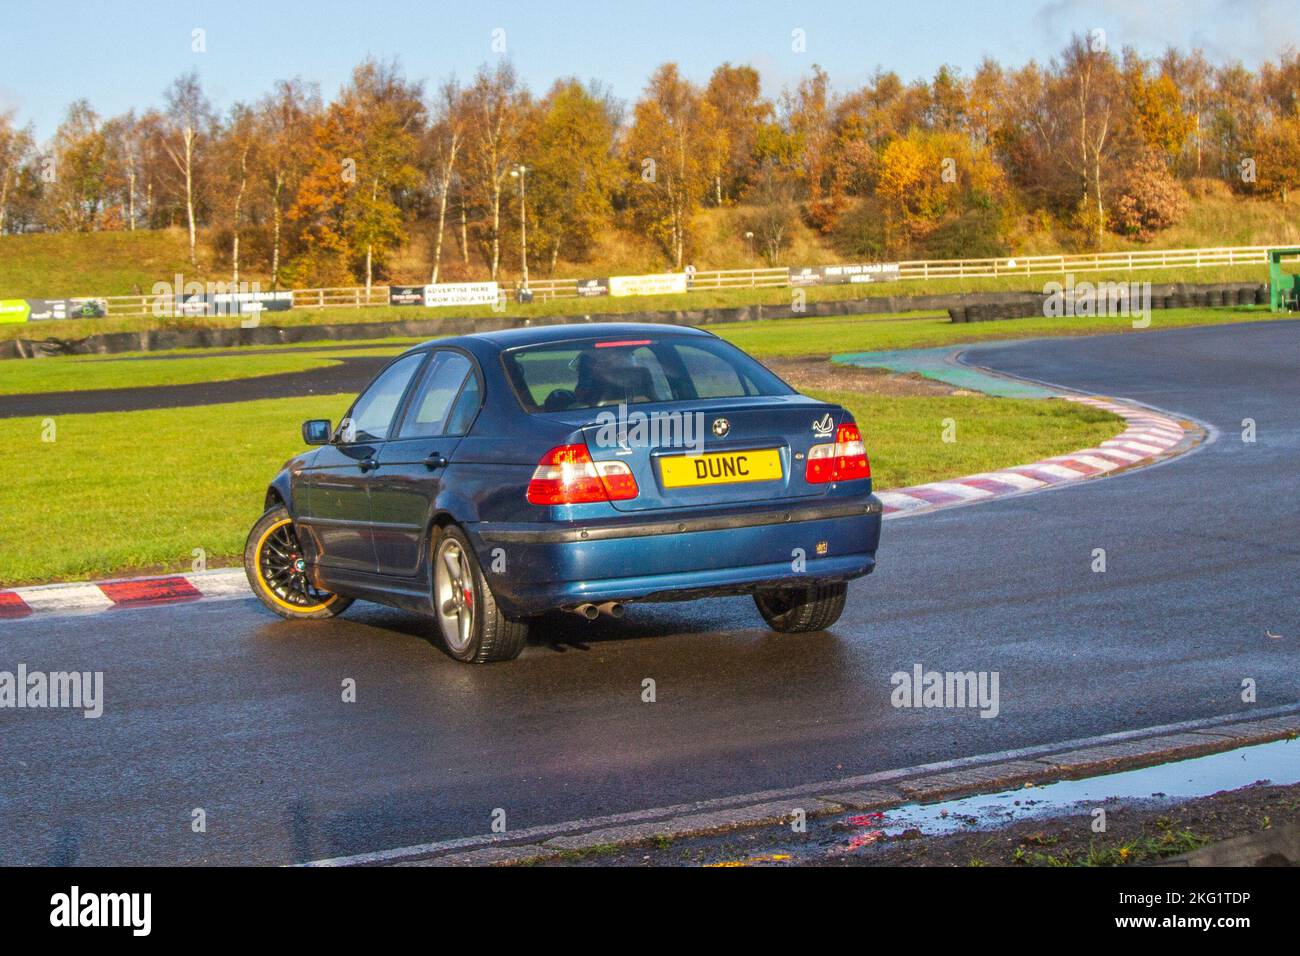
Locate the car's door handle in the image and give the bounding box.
[359,457,380,472]
[423,452,448,470]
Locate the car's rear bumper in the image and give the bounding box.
[468,495,882,616]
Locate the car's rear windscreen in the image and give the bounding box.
[502,336,794,413]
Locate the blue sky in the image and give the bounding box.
[3,0,1297,140]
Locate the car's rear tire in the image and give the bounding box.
[754,582,847,632]
[433,525,528,663]
[244,505,353,620]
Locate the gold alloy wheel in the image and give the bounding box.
[253,518,339,614]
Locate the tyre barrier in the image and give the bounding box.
[947,282,1270,323]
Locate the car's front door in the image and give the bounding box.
[370,349,480,577]
[298,351,428,574]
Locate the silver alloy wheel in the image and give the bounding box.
[434,537,476,653]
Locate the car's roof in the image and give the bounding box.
[410,321,715,353]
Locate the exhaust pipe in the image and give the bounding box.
[596,601,625,619]
[572,603,599,620]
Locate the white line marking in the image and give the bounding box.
[1104,439,1165,454]
[921,481,993,500]
[970,471,1046,491]
[14,584,114,612]
[1021,463,1087,479]
[876,492,931,510]
[1062,454,1119,471]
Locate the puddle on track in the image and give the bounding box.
[826,738,1300,854]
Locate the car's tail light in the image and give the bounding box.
[527,444,639,504]
[805,423,871,483]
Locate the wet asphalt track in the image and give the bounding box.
[1,320,1297,865]
[0,353,390,418]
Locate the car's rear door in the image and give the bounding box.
[370,349,479,577]
[298,350,427,573]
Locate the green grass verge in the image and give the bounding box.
[0,352,344,396]
[0,394,353,586]
[0,392,1121,586]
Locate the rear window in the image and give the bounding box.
[502,336,793,413]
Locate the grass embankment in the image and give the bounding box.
[0,390,1120,586]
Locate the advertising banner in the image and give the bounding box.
[822,263,901,284]
[389,285,427,306]
[575,277,610,298]
[181,291,292,316]
[24,298,107,321]
[789,264,901,286]
[0,299,31,324]
[424,281,499,308]
[788,267,823,287]
[608,273,688,297]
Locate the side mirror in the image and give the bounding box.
[302,419,332,445]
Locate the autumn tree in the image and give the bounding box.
[1124,52,1191,167]
[873,129,1007,255]
[257,79,320,288]
[1112,147,1190,239]
[742,162,799,264]
[0,110,36,234]
[704,64,772,204]
[1244,117,1300,200]
[161,73,213,265]
[524,79,619,272]
[781,66,840,231]
[462,62,528,281]
[49,101,108,231]
[290,60,424,289]
[424,79,467,283]
[101,112,146,231]
[1159,48,1214,175]
[625,64,723,267]
[214,104,260,283]
[1208,63,1262,185]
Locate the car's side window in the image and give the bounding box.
[343,352,426,444]
[398,351,474,439]
[444,367,482,436]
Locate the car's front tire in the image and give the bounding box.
[433,526,528,663]
[754,582,847,632]
[244,505,353,620]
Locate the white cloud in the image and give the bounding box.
[1033,0,1299,64]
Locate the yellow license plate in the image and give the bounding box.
[659,449,783,488]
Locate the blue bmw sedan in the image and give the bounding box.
[244,323,883,662]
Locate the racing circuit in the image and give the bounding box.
[1,320,1296,865]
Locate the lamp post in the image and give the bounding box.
[510,164,530,289]
[745,230,755,260]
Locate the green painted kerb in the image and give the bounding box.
[832,346,1062,398]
